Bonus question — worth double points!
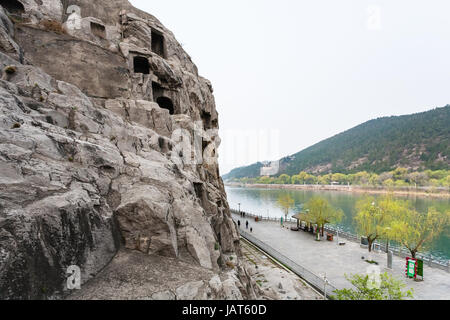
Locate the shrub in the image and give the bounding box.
[332,273,414,300]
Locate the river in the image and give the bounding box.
[225,186,450,262]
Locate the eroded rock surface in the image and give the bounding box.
[0,0,252,299]
[67,249,251,301]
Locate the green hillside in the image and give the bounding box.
[223,106,450,180]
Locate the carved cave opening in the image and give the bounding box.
[133,56,150,74]
[91,22,106,39]
[193,182,206,208]
[156,97,174,115]
[0,0,25,15]
[151,29,165,58]
[152,82,175,115]
[201,111,212,130]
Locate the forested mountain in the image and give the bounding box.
[224,106,450,180]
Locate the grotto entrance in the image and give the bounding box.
[91,22,106,39]
[0,0,25,15]
[133,56,150,74]
[151,30,165,58]
[201,111,212,130]
[156,97,174,115]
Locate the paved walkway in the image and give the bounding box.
[232,213,450,300]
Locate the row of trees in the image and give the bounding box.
[232,168,450,188]
[277,195,450,259]
[354,196,450,258]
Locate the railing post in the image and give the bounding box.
[387,251,393,269]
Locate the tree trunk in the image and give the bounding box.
[321,224,325,237]
[411,250,417,259]
[368,239,373,253]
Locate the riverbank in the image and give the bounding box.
[225,183,450,198]
[231,212,450,300]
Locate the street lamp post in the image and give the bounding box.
[323,273,329,300]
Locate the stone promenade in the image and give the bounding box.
[232,212,450,300]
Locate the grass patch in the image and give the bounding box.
[243,252,257,266]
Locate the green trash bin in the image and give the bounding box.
[417,259,424,280]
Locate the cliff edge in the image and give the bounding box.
[0,0,256,299]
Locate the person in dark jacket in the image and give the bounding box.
[246,221,249,229]
[238,220,241,228]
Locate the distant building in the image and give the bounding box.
[260,161,280,176]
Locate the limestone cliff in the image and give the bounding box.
[0,0,254,299]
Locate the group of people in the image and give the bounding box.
[237,219,253,233]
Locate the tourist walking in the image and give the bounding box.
[246,221,249,229]
[250,227,253,233]
[237,220,241,228]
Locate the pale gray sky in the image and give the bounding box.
[130,0,450,174]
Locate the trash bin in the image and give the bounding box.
[327,233,334,241]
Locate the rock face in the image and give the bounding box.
[0,0,250,299]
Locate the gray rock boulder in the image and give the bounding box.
[0,0,250,300]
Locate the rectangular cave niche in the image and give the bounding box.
[193,182,206,207]
[90,22,106,39]
[133,56,150,74]
[151,29,165,58]
[201,111,212,130]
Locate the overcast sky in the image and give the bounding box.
[130,0,450,174]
